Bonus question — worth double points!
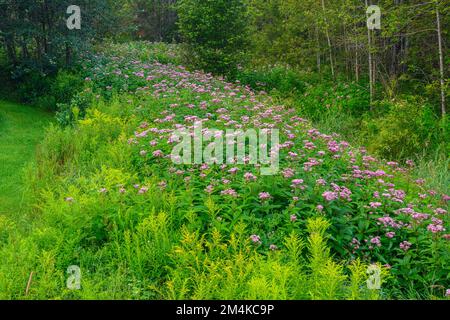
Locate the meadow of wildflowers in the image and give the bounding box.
[0,42,448,299]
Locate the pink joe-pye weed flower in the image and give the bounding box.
[406,159,415,167]
[139,150,148,157]
[281,168,295,178]
[415,179,425,185]
[250,234,261,244]
[370,236,381,247]
[386,232,395,239]
[316,178,326,186]
[152,150,164,158]
[259,192,272,201]
[370,202,382,208]
[434,208,447,215]
[287,151,298,159]
[427,224,445,233]
[399,241,412,252]
[221,189,238,197]
[138,186,148,194]
[205,185,214,194]
[317,205,324,212]
[290,179,304,189]
[290,214,297,222]
[322,191,338,202]
[158,181,167,190]
[244,172,257,182]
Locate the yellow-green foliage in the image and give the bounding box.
[159,217,383,300]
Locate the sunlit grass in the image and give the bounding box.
[0,100,53,216]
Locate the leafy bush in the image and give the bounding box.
[235,66,307,95]
[176,0,249,76]
[50,71,85,106]
[362,98,449,160]
[11,69,54,105]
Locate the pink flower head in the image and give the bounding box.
[290,214,297,222]
[370,236,381,247]
[316,178,326,186]
[386,232,395,239]
[221,189,238,197]
[370,202,382,208]
[259,192,272,201]
[282,168,295,178]
[138,187,148,194]
[244,172,257,182]
[322,191,338,202]
[152,150,164,158]
[158,181,167,189]
[427,224,445,233]
[205,185,214,194]
[250,234,261,244]
[399,241,412,252]
[434,208,447,215]
[406,160,415,167]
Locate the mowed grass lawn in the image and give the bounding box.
[0,100,53,215]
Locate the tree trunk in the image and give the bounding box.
[436,1,446,116]
[321,0,335,79]
[316,21,321,74]
[365,0,374,106]
[5,35,17,65]
[355,42,359,82]
[65,43,72,66]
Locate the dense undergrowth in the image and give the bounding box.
[236,66,449,166]
[0,42,448,299]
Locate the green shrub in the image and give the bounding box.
[50,70,85,106]
[362,98,448,160]
[176,0,249,76]
[236,66,306,95]
[160,218,380,300]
